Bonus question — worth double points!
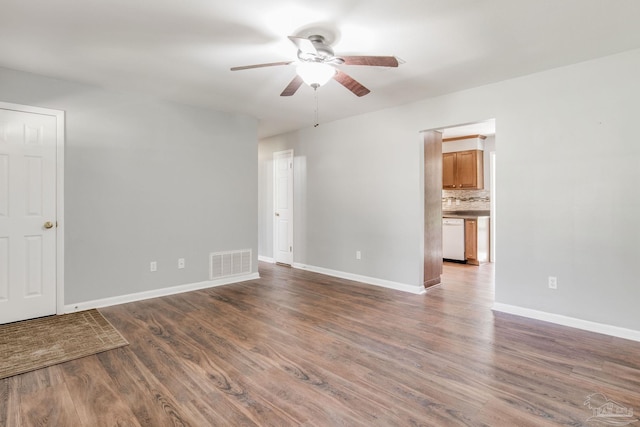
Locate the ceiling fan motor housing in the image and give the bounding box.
[296,35,345,64]
[308,35,334,58]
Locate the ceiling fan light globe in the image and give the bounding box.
[296,62,336,88]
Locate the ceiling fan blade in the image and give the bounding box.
[280,75,304,96]
[333,70,371,97]
[341,56,399,67]
[230,61,293,71]
[287,36,317,54]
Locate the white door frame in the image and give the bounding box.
[0,101,65,315]
[273,149,293,265]
[490,151,496,262]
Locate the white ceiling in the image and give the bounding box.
[1,1,639,138]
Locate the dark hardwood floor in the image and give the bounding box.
[2,262,640,426]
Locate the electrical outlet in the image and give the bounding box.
[150,261,157,272]
[356,251,361,260]
[178,258,185,269]
[548,276,557,289]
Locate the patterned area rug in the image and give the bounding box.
[0,309,128,379]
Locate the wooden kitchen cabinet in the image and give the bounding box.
[442,152,457,189]
[465,219,477,263]
[465,217,489,265]
[442,150,483,190]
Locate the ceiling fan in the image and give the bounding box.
[230,34,399,97]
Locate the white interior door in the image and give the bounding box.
[0,106,58,324]
[273,150,293,265]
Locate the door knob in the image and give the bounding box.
[44,221,54,229]
[275,212,280,216]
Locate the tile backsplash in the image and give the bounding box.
[442,189,490,211]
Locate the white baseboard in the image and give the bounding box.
[64,273,260,313]
[258,255,275,263]
[292,263,426,295]
[492,302,640,343]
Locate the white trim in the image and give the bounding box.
[490,151,496,262]
[56,110,65,316]
[258,255,275,263]
[64,273,260,313]
[0,101,65,316]
[492,303,640,343]
[293,263,426,295]
[0,101,63,117]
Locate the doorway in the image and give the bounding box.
[441,120,496,259]
[273,149,293,265]
[422,119,496,287]
[0,102,64,324]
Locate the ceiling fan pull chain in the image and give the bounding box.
[314,87,319,128]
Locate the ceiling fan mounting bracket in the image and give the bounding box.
[293,25,340,46]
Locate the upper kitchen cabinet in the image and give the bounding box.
[442,135,486,190]
[442,149,484,189]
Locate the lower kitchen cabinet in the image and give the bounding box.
[465,217,489,265]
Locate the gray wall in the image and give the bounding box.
[259,48,640,331]
[0,67,258,304]
[260,118,423,286]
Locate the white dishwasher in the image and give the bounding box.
[442,218,465,261]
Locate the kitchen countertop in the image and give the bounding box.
[442,210,490,219]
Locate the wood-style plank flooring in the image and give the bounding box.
[2,262,640,426]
